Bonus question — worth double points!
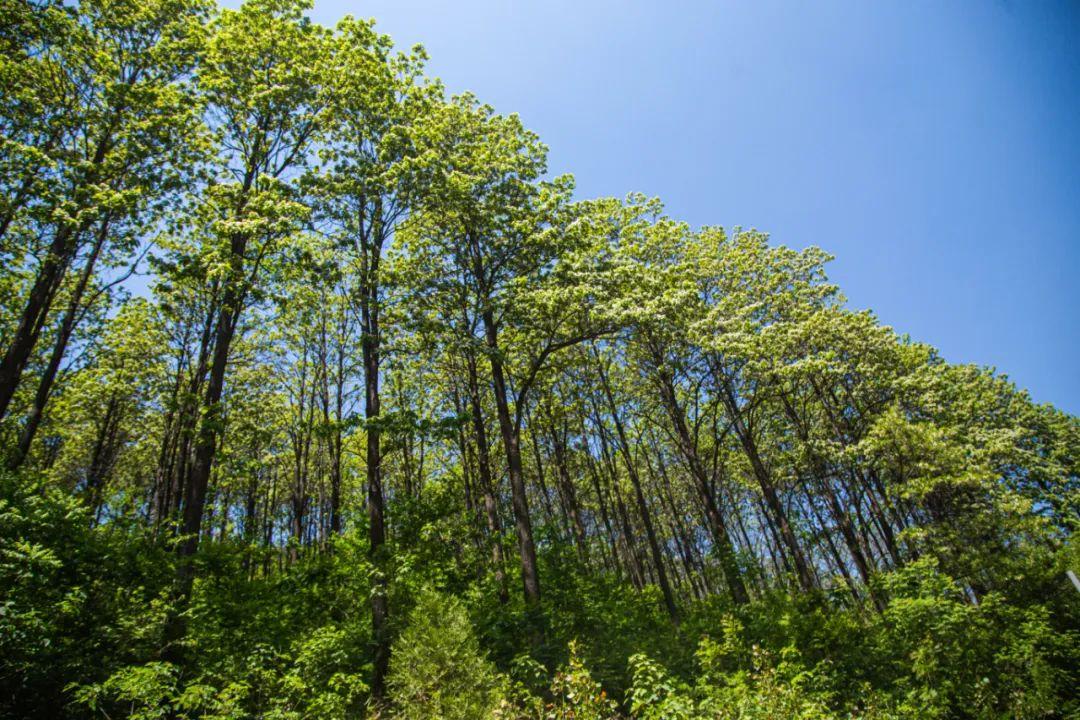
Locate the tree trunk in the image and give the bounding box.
[0,124,115,421]
[328,334,346,535]
[0,222,81,420]
[595,355,679,621]
[719,381,815,592]
[9,217,110,468]
[361,253,390,702]
[162,221,247,663]
[654,366,749,604]
[482,308,542,609]
[466,352,509,603]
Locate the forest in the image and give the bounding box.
[1,0,1078,717]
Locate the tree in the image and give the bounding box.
[308,16,437,699]
[404,98,620,613]
[0,0,209,425]
[610,199,751,604]
[387,589,504,720]
[162,0,326,661]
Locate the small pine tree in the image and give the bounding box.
[387,589,505,719]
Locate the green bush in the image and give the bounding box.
[387,588,506,719]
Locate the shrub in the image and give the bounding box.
[387,588,505,719]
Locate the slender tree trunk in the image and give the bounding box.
[0,223,81,420]
[0,121,123,421]
[152,340,189,533]
[162,219,248,663]
[581,426,622,580]
[328,334,346,535]
[361,248,390,702]
[482,308,541,609]
[594,355,678,620]
[528,419,563,535]
[591,409,647,588]
[648,447,708,598]
[719,381,815,592]
[549,423,589,561]
[778,391,883,607]
[85,393,121,521]
[653,365,748,604]
[466,352,509,603]
[9,218,111,468]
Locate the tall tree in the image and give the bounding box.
[406,103,618,612]
[0,0,208,423]
[163,0,326,661]
[309,16,436,699]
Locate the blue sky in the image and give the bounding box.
[291,0,1080,412]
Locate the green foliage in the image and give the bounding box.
[0,470,176,717]
[387,589,505,720]
[627,653,696,720]
[618,557,1079,720]
[543,641,621,720]
[3,458,1078,719]
[869,558,1075,719]
[67,539,373,719]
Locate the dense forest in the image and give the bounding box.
[1,0,1078,717]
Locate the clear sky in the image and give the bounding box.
[279,0,1080,412]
